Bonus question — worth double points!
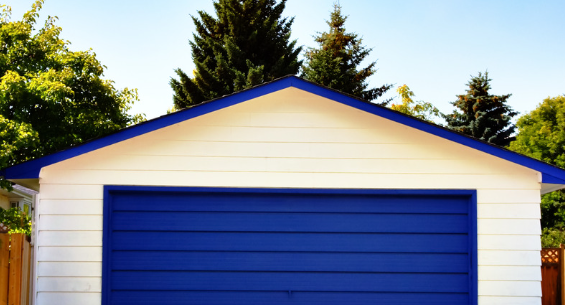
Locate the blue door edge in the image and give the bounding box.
[101,186,478,305]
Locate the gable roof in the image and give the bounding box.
[3,75,565,189]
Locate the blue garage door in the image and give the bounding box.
[103,187,477,305]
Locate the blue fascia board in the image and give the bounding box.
[542,174,565,184]
[4,75,565,185]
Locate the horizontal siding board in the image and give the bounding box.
[40,215,102,231]
[111,271,469,293]
[98,141,475,159]
[112,251,469,273]
[478,266,542,281]
[477,190,541,204]
[40,172,539,189]
[478,235,541,251]
[38,262,101,276]
[111,211,469,233]
[478,296,541,305]
[478,280,542,297]
[38,231,102,246]
[38,247,102,262]
[39,184,103,200]
[477,204,541,219]
[51,154,532,176]
[111,290,469,305]
[38,277,101,292]
[37,292,101,305]
[112,231,468,253]
[39,200,102,215]
[477,219,541,235]
[478,250,542,266]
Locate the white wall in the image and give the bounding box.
[0,194,8,210]
[35,87,542,305]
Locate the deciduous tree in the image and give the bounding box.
[509,95,565,247]
[0,1,144,189]
[391,85,441,123]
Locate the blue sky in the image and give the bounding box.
[9,0,565,120]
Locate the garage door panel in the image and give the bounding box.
[111,211,469,233]
[112,192,468,214]
[112,251,470,273]
[112,271,469,293]
[111,291,469,305]
[104,188,475,305]
[112,231,469,253]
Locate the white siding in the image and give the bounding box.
[36,87,543,305]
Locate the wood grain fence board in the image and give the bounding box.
[0,234,9,305]
[20,239,30,305]
[8,234,22,305]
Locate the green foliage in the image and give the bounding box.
[541,228,565,248]
[509,95,565,168]
[0,207,31,236]
[509,95,565,247]
[301,3,391,104]
[170,0,302,109]
[391,85,441,123]
[0,1,144,189]
[444,72,517,146]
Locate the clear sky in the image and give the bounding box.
[8,0,565,120]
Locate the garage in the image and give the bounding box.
[103,186,477,304]
[4,76,561,304]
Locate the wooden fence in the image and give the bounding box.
[0,233,31,305]
[542,245,565,305]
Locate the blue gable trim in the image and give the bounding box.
[3,75,565,184]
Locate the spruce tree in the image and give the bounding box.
[301,4,392,105]
[444,72,517,146]
[170,0,302,109]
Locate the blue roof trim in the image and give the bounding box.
[4,75,565,184]
[542,174,565,184]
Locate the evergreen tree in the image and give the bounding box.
[444,72,517,146]
[170,0,302,109]
[301,3,392,105]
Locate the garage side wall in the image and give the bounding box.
[36,88,542,305]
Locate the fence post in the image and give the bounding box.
[8,234,23,305]
[0,233,9,305]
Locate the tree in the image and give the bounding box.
[444,72,517,146]
[170,0,302,109]
[0,207,31,236]
[508,95,565,247]
[301,3,391,105]
[0,1,144,190]
[391,85,441,123]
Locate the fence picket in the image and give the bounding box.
[0,234,9,305]
[8,234,22,305]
